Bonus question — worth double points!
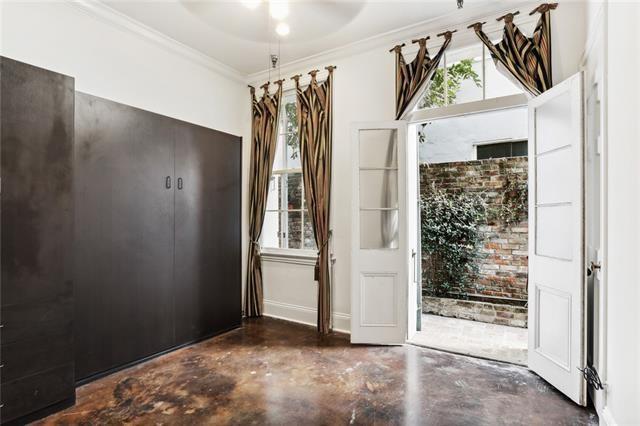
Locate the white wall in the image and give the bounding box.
[602,2,640,424]
[0,1,247,136]
[250,1,588,333]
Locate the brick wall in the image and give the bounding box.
[420,157,528,323]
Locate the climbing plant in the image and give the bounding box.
[421,187,486,297]
[489,165,528,226]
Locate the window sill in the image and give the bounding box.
[260,248,317,266]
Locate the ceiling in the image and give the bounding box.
[103,0,511,76]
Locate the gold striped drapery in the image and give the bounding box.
[245,80,283,318]
[292,66,335,334]
[471,3,557,97]
[391,31,454,119]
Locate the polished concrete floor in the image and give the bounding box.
[37,317,596,425]
[410,314,528,365]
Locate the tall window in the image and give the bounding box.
[262,91,315,251]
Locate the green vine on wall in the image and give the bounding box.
[421,187,486,297]
[489,164,528,226]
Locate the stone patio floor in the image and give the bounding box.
[409,314,528,365]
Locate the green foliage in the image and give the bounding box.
[421,187,486,297]
[418,59,482,110]
[284,102,299,159]
[489,167,528,226]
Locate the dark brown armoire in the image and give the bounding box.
[1,58,76,423]
[74,94,242,383]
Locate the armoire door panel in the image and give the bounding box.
[74,93,175,380]
[174,123,242,343]
[0,57,75,423]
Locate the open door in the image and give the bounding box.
[528,72,586,405]
[351,122,408,344]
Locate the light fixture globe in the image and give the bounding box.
[275,22,290,36]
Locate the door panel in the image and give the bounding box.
[174,123,242,343]
[74,93,175,380]
[351,122,408,344]
[528,72,585,405]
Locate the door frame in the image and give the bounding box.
[580,7,609,414]
[406,93,528,339]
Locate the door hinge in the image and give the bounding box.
[578,365,604,390]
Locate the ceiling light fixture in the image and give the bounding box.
[269,1,289,20]
[275,22,290,37]
[241,0,261,10]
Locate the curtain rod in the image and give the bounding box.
[393,2,558,51]
[251,66,336,95]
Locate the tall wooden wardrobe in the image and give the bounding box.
[1,58,76,423]
[74,94,242,382]
[0,58,242,423]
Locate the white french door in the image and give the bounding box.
[528,72,586,405]
[351,122,409,344]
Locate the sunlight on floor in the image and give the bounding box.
[409,314,528,365]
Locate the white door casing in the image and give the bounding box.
[351,122,408,344]
[528,72,586,405]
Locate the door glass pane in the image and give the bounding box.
[286,211,302,249]
[360,209,399,249]
[359,170,398,209]
[359,129,397,168]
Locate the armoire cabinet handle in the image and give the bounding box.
[165,176,171,189]
[177,177,183,190]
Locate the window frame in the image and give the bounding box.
[473,138,528,160]
[261,90,316,259]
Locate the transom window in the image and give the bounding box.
[262,91,316,250]
[417,41,523,110]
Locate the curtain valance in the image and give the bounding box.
[472,3,557,97]
[391,31,454,119]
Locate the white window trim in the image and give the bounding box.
[260,247,317,266]
[409,92,527,124]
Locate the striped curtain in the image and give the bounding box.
[292,66,335,334]
[472,3,557,97]
[391,31,453,120]
[245,80,283,318]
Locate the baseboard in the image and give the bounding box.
[600,406,617,426]
[263,299,350,334]
[2,395,75,426]
[76,322,242,386]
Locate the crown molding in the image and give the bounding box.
[67,0,245,83]
[247,0,539,84]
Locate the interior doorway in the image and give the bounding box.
[408,101,530,365]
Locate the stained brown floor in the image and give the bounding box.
[37,317,596,425]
